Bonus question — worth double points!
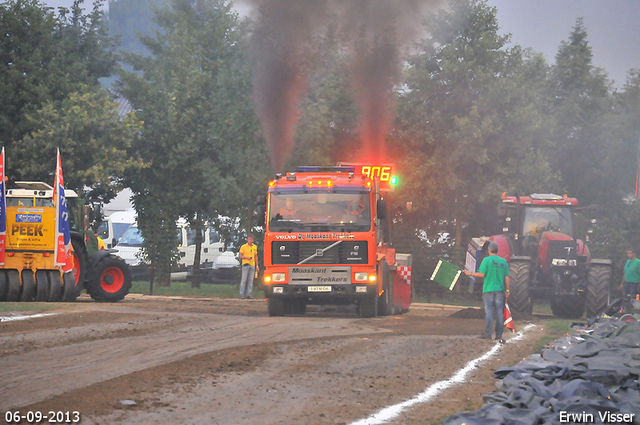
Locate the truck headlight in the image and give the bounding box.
[354,272,368,281]
[272,273,286,282]
[273,286,284,294]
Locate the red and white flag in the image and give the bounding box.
[504,302,515,333]
[53,149,73,272]
[0,147,6,265]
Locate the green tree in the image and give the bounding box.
[394,0,557,271]
[0,0,119,166]
[17,89,142,200]
[548,18,614,205]
[119,0,270,287]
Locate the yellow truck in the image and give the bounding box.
[0,180,132,303]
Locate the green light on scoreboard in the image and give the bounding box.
[390,176,398,185]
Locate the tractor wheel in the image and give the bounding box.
[0,270,7,301]
[6,270,20,301]
[71,235,89,297]
[267,297,286,316]
[358,293,378,318]
[619,314,637,322]
[48,271,62,302]
[586,264,612,318]
[62,272,77,302]
[551,294,585,318]
[377,261,393,316]
[508,260,533,315]
[20,270,35,302]
[87,255,132,302]
[35,271,49,302]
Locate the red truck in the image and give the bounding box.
[262,165,412,317]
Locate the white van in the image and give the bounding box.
[116,221,224,281]
[96,210,136,248]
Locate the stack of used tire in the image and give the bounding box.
[443,319,640,425]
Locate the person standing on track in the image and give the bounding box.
[619,248,640,297]
[238,233,258,299]
[464,241,510,343]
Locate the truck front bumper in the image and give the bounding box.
[264,283,377,303]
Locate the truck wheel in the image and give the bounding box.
[20,270,35,302]
[35,271,49,302]
[551,295,585,318]
[6,270,20,301]
[88,256,132,302]
[508,260,532,315]
[586,264,612,318]
[268,297,286,316]
[71,235,89,297]
[62,272,77,302]
[48,271,62,302]
[0,271,7,301]
[377,261,393,316]
[358,293,378,318]
[288,299,307,315]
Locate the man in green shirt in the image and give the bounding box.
[620,249,640,297]
[464,242,510,343]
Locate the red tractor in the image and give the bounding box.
[471,194,611,318]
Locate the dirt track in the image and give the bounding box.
[0,295,550,425]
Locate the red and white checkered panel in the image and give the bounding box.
[397,266,411,285]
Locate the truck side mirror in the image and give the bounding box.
[377,199,387,220]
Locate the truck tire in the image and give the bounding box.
[268,297,286,316]
[48,271,62,302]
[35,271,49,302]
[508,260,532,315]
[358,293,378,318]
[87,256,132,302]
[288,299,307,315]
[71,235,89,297]
[62,272,77,302]
[20,270,35,302]
[0,271,6,301]
[551,295,585,318]
[378,261,393,316]
[6,270,20,301]
[586,264,612,318]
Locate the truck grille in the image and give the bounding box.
[272,241,368,265]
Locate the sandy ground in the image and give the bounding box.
[0,295,552,425]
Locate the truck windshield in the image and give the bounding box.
[117,226,144,247]
[269,192,371,232]
[523,206,573,238]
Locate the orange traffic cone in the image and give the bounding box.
[503,303,515,333]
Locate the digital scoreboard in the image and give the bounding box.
[337,163,397,190]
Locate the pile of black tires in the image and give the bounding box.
[443,318,640,425]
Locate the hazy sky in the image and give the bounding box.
[39,0,639,88]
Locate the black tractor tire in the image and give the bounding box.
[0,271,7,301]
[20,270,36,302]
[586,264,612,318]
[6,270,20,301]
[62,272,77,302]
[377,261,393,316]
[35,271,49,302]
[508,260,533,315]
[87,255,132,302]
[358,293,378,318]
[267,297,286,317]
[71,235,89,297]
[48,271,62,302]
[551,294,585,318]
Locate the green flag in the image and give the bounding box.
[430,260,462,291]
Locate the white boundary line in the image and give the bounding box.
[350,323,537,425]
[0,313,59,322]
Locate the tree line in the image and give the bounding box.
[1,0,639,290]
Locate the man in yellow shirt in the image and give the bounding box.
[238,233,258,299]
